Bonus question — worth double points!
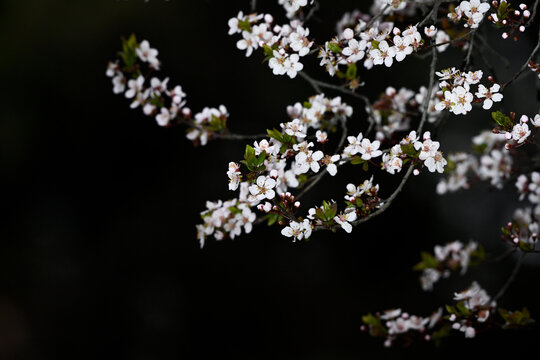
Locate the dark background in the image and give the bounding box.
[1,0,540,359]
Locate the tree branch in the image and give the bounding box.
[493,252,527,302]
[502,24,540,90]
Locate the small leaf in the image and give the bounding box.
[328,42,342,53]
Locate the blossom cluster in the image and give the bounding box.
[228,11,313,78]
[492,112,540,149]
[221,94,359,241]
[319,22,440,76]
[414,240,483,291]
[435,67,503,115]
[361,308,442,348]
[447,0,491,28]
[106,36,234,146]
[367,85,442,143]
[447,282,493,338]
[382,131,448,175]
[437,130,512,193]
[499,172,540,251]
[196,193,256,249]
[278,0,313,19]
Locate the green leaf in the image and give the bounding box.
[362,313,379,326]
[328,42,342,53]
[362,162,369,171]
[445,305,457,315]
[456,301,470,317]
[244,144,255,160]
[238,19,251,32]
[263,44,274,57]
[420,251,439,268]
[432,324,451,347]
[350,156,364,165]
[267,128,283,142]
[491,110,513,128]
[345,63,357,80]
[266,213,280,226]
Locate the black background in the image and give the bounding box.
[1,0,540,359]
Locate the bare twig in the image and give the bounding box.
[418,47,438,134]
[502,25,540,90]
[418,0,442,28]
[298,71,375,130]
[493,252,527,302]
[463,31,476,70]
[487,248,517,264]
[214,132,268,140]
[359,4,390,32]
[526,0,540,27]
[350,165,415,227]
[304,0,320,23]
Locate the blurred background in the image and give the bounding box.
[1,0,540,358]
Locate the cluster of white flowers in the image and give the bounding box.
[228,11,313,78]
[419,240,479,291]
[281,219,312,241]
[278,0,313,19]
[448,0,491,28]
[438,130,511,193]
[287,94,353,128]
[319,22,425,75]
[436,153,476,194]
[382,131,447,175]
[345,176,380,201]
[506,207,539,246]
[342,132,382,160]
[106,40,189,127]
[479,151,512,190]
[375,308,442,348]
[186,105,229,146]
[369,86,442,142]
[219,94,355,242]
[450,282,493,338]
[435,67,503,115]
[497,114,540,149]
[196,195,256,248]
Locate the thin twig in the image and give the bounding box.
[502,25,540,90]
[418,0,442,28]
[215,132,268,140]
[350,165,415,227]
[463,31,476,70]
[418,47,438,134]
[298,71,375,130]
[493,252,527,302]
[360,4,390,32]
[526,0,540,27]
[477,32,510,69]
[304,0,319,23]
[250,0,256,12]
[487,248,517,264]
